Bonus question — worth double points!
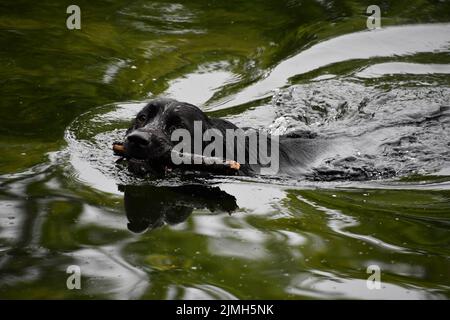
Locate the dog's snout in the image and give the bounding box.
[127,131,151,146]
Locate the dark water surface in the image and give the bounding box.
[1,0,450,299]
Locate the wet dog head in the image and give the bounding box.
[123,98,212,173]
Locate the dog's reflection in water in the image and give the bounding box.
[118,184,238,233]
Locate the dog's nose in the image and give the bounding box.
[127,131,150,146]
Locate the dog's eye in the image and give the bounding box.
[166,123,182,133]
[137,114,146,123]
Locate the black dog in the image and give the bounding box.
[123,98,324,176]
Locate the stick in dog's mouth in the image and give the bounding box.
[112,142,240,173]
[112,142,126,156]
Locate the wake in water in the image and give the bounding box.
[269,80,450,180]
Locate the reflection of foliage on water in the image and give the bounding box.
[1,164,449,298]
[282,189,450,297]
[1,0,449,172]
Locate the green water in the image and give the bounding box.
[1,0,450,299]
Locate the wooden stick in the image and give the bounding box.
[171,151,241,171]
[112,142,240,172]
[112,142,125,156]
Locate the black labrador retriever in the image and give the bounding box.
[121,98,324,176]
